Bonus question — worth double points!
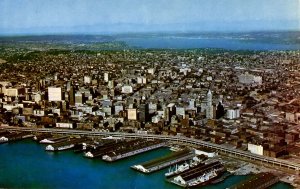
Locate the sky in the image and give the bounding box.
[0,0,299,35]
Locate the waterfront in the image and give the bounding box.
[0,140,293,189]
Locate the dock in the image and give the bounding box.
[131,149,194,173]
[102,140,166,162]
[229,172,279,189]
[73,139,95,153]
[39,136,69,144]
[85,139,147,159]
[45,138,89,151]
[0,132,33,143]
[84,140,123,158]
[33,133,53,141]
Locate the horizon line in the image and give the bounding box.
[0,29,300,37]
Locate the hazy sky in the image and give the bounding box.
[0,0,299,34]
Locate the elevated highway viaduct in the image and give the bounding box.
[1,126,299,173]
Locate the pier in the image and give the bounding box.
[73,139,96,153]
[132,149,194,173]
[229,172,279,189]
[33,133,53,141]
[84,140,123,158]
[39,136,69,144]
[102,140,166,162]
[0,131,33,143]
[45,138,89,151]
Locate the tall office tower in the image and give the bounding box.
[66,81,71,91]
[206,90,214,119]
[127,108,137,120]
[48,87,62,101]
[216,102,225,119]
[75,92,84,105]
[165,103,176,123]
[69,86,75,106]
[139,103,149,123]
[104,72,109,82]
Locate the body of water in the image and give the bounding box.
[2,32,300,51]
[120,36,300,51]
[0,140,293,189]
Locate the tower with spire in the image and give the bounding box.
[206,90,214,119]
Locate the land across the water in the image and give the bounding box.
[1,31,300,51]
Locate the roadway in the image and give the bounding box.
[1,126,300,172]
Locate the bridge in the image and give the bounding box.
[1,126,300,172]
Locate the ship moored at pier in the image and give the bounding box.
[168,161,226,188]
[165,155,206,178]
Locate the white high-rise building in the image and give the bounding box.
[48,87,62,101]
[104,73,109,82]
[84,76,91,84]
[127,109,137,120]
[238,72,262,85]
[226,109,240,119]
[206,90,213,119]
[122,85,133,94]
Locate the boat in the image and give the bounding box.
[165,156,202,178]
[131,165,150,173]
[165,162,190,178]
[169,161,226,188]
[187,166,226,187]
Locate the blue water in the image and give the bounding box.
[0,140,293,189]
[119,36,300,50]
[2,32,300,51]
